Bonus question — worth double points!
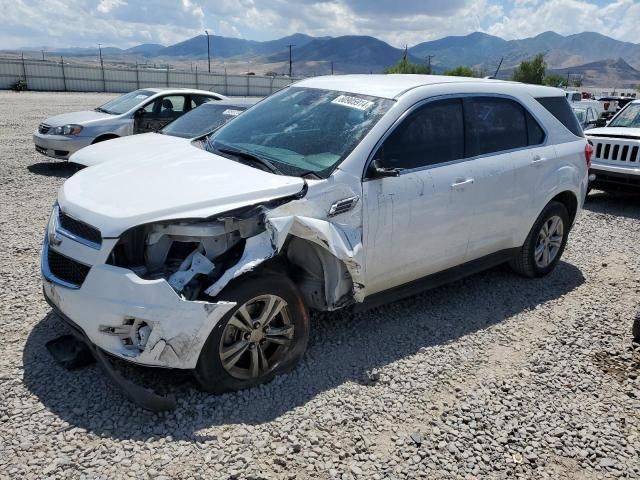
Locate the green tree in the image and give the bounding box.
[543,74,568,88]
[384,57,431,74]
[384,47,431,74]
[444,66,479,77]
[511,53,546,85]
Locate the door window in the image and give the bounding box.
[374,98,464,170]
[465,97,529,157]
[158,95,186,117]
[191,95,215,108]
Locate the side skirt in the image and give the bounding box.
[355,248,519,313]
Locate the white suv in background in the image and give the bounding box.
[41,75,589,409]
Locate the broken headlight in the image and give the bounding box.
[109,216,265,300]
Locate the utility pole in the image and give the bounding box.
[426,55,435,74]
[205,30,211,72]
[98,43,105,92]
[98,43,104,69]
[287,44,295,77]
[331,61,334,75]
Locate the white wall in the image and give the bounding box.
[0,58,298,96]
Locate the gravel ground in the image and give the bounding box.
[0,90,639,480]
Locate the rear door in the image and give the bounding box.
[462,96,549,259]
[135,95,188,133]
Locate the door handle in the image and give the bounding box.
[451,178,474,189]
[531,155,548,166]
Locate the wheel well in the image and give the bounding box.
[91,134,119,144]
[551,191,578,225]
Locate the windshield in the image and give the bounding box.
[608,103,640,128]
[205,87,394,178]
[572,108,586,123]
[96,89,154,115]
[162,104,248,138]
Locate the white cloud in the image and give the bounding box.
[0,0,638,50]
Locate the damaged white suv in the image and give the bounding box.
[42,75,589,405]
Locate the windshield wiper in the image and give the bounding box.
[94,107,111,114]
[215,146,283,175]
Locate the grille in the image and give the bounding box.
[591,138,640,163]
[38,123,50,134]
[58,211,102,246]
[47,249,91,287]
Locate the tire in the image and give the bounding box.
[510,201,570,278]
[194,272,309,394]
[633,317,640,344]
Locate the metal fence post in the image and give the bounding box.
[60,56,67,91]
[195,65,199,89]
[135,61,140,89]
[101,60,106,92]
[224,69,228,96]
[166,64,169,87]
[21,52,27,84]
[270,76,274,94]
[247,74,250,96]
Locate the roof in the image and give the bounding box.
[295,74,562,100]
[142,87,222,95]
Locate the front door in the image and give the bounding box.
[363,98,477,295]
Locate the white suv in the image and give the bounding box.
[41,75,589,409]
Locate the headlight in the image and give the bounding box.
[51,124,83,136]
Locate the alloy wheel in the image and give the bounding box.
[534,215,564,268]
[219,294,294,380]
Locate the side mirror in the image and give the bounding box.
[134,108,145,119]
[368,159,402,178]
[595,118,607,128]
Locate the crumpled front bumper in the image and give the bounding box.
[41,239,236,370]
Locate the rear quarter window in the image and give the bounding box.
[535,96,584,137]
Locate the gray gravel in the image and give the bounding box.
[1,90,639,479]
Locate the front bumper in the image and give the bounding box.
[41,236,236,370]
[590,161,640,189]
[33,131,93,160]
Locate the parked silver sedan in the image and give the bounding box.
[33,88,226,160]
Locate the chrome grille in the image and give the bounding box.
[47,249,90,287]
[58,211,102,247]
[38,123,51,134]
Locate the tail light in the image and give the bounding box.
[585,142,593,169]
[604,102,610,110]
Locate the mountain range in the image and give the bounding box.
[21,31,640,87]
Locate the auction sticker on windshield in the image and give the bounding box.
[331,95,374,111]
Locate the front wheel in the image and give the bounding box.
[510,201,570,278]
[194,273,309,394]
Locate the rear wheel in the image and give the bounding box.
[510,201,570,278]
[194,273,309,393]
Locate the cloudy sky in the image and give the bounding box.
[1,0,639,50]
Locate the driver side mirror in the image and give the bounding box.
[368,159,402,178]
[595,118,607,128]
[134,108,145,119]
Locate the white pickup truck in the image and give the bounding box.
[565,91,610,121]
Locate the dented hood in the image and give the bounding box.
[59,135,305,237]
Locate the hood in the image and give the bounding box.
[69,133,160,167]
[586,127,640,138]
[59,135,306,237]
[43,110,114,127]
